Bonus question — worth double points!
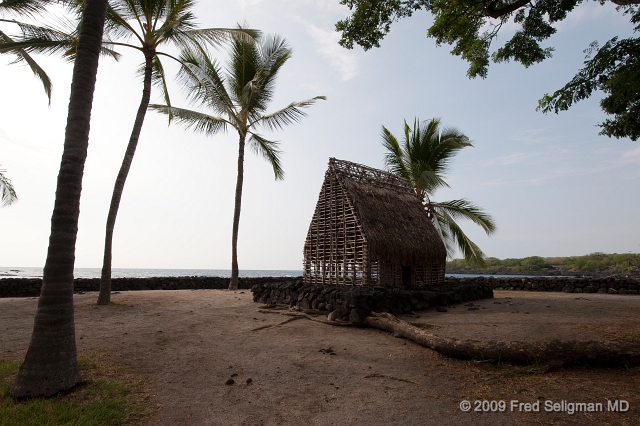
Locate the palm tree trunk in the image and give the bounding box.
[97,53,154,305]
[10,0,107,398]
[229,134,246,290]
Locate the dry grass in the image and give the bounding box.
[446,357,640,425]
[0,352,153,426]
[574,324,640,343]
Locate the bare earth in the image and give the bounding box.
[1,290,639,425]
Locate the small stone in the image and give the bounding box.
[225,378,235,385]
[231,373,238,377]
[327,305,348,321]
[349,307,370,324]
[246,378,252,384]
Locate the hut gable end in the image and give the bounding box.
[303,158,446,287]
[303,161,368,286]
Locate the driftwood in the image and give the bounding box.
[255,309,360,328]
[363,373,418,385]
[364,312,640,368]
[250,316,304,332]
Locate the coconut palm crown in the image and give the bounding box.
[382,118,496,266]
[150,32,325,289]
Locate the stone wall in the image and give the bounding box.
[2,275,636,299]
[0,276,289,298]
[251,280,494,323]
[450,276,640,295]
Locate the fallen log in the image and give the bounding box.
[364,312,640,368]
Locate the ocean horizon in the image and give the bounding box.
[0,267,562,280]
[0,267,304,279]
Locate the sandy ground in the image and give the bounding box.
[1,290,639,426]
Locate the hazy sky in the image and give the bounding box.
[1,0,639,270]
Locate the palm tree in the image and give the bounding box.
[94,0,258,304]
[10,0,108,398]
[0,165,18,206]
[150,34,325,290]
[382,118,496,266]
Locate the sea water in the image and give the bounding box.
[0,267,564,280]
[0,267,303,279]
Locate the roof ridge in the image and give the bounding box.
[328,157,413,193]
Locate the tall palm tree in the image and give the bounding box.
[382,117,496,266]
[10,0,108,398]
[94,0,258,304]
[0,165,18,206]
[150,34,325,290]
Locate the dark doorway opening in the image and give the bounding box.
[401,266,411,287]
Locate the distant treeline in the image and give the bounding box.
[447,252,640,276]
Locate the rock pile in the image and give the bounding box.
[251,280,494,323]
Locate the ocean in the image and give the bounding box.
[0,267,303,279]
[0,267,561,280]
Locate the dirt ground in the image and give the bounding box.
[1,290,639,425]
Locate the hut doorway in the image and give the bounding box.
[402,266,412,287]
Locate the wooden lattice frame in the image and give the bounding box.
[303,158,446,287]
[303,162,369,285]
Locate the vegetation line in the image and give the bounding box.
[447,252,640,276]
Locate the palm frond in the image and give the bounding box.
[176,47,236,118]
[0,20,75,59]
[0,29,51,103]
[427,206,455,257]
[168,27,259,50]
[247,34,292,116]
[381,125,410,180]
[151,55,171,120]
[415,167,449,194]
[0,0,50,17]
[251,96,325,131]
[104,3,142,44]
[0,168,18,207]
[442,216,487,266]
[247,132,284,180]
[432,199,497,235]
[228,30,261,106]
[148,104,229,135]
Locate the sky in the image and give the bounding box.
[1,0,639,270]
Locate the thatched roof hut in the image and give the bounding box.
[303,158,446,287]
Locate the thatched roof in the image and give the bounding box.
[329,158,446,265]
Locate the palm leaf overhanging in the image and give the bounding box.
[150,28,325,289]
[0,0,63,103]
[0,166,18,207]
[382,118,496,266]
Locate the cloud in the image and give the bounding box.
[622,146,640,163]
[236,0,265,8]
[509,128,553,144]
[304,22,358,81]
[482,152,539,167]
